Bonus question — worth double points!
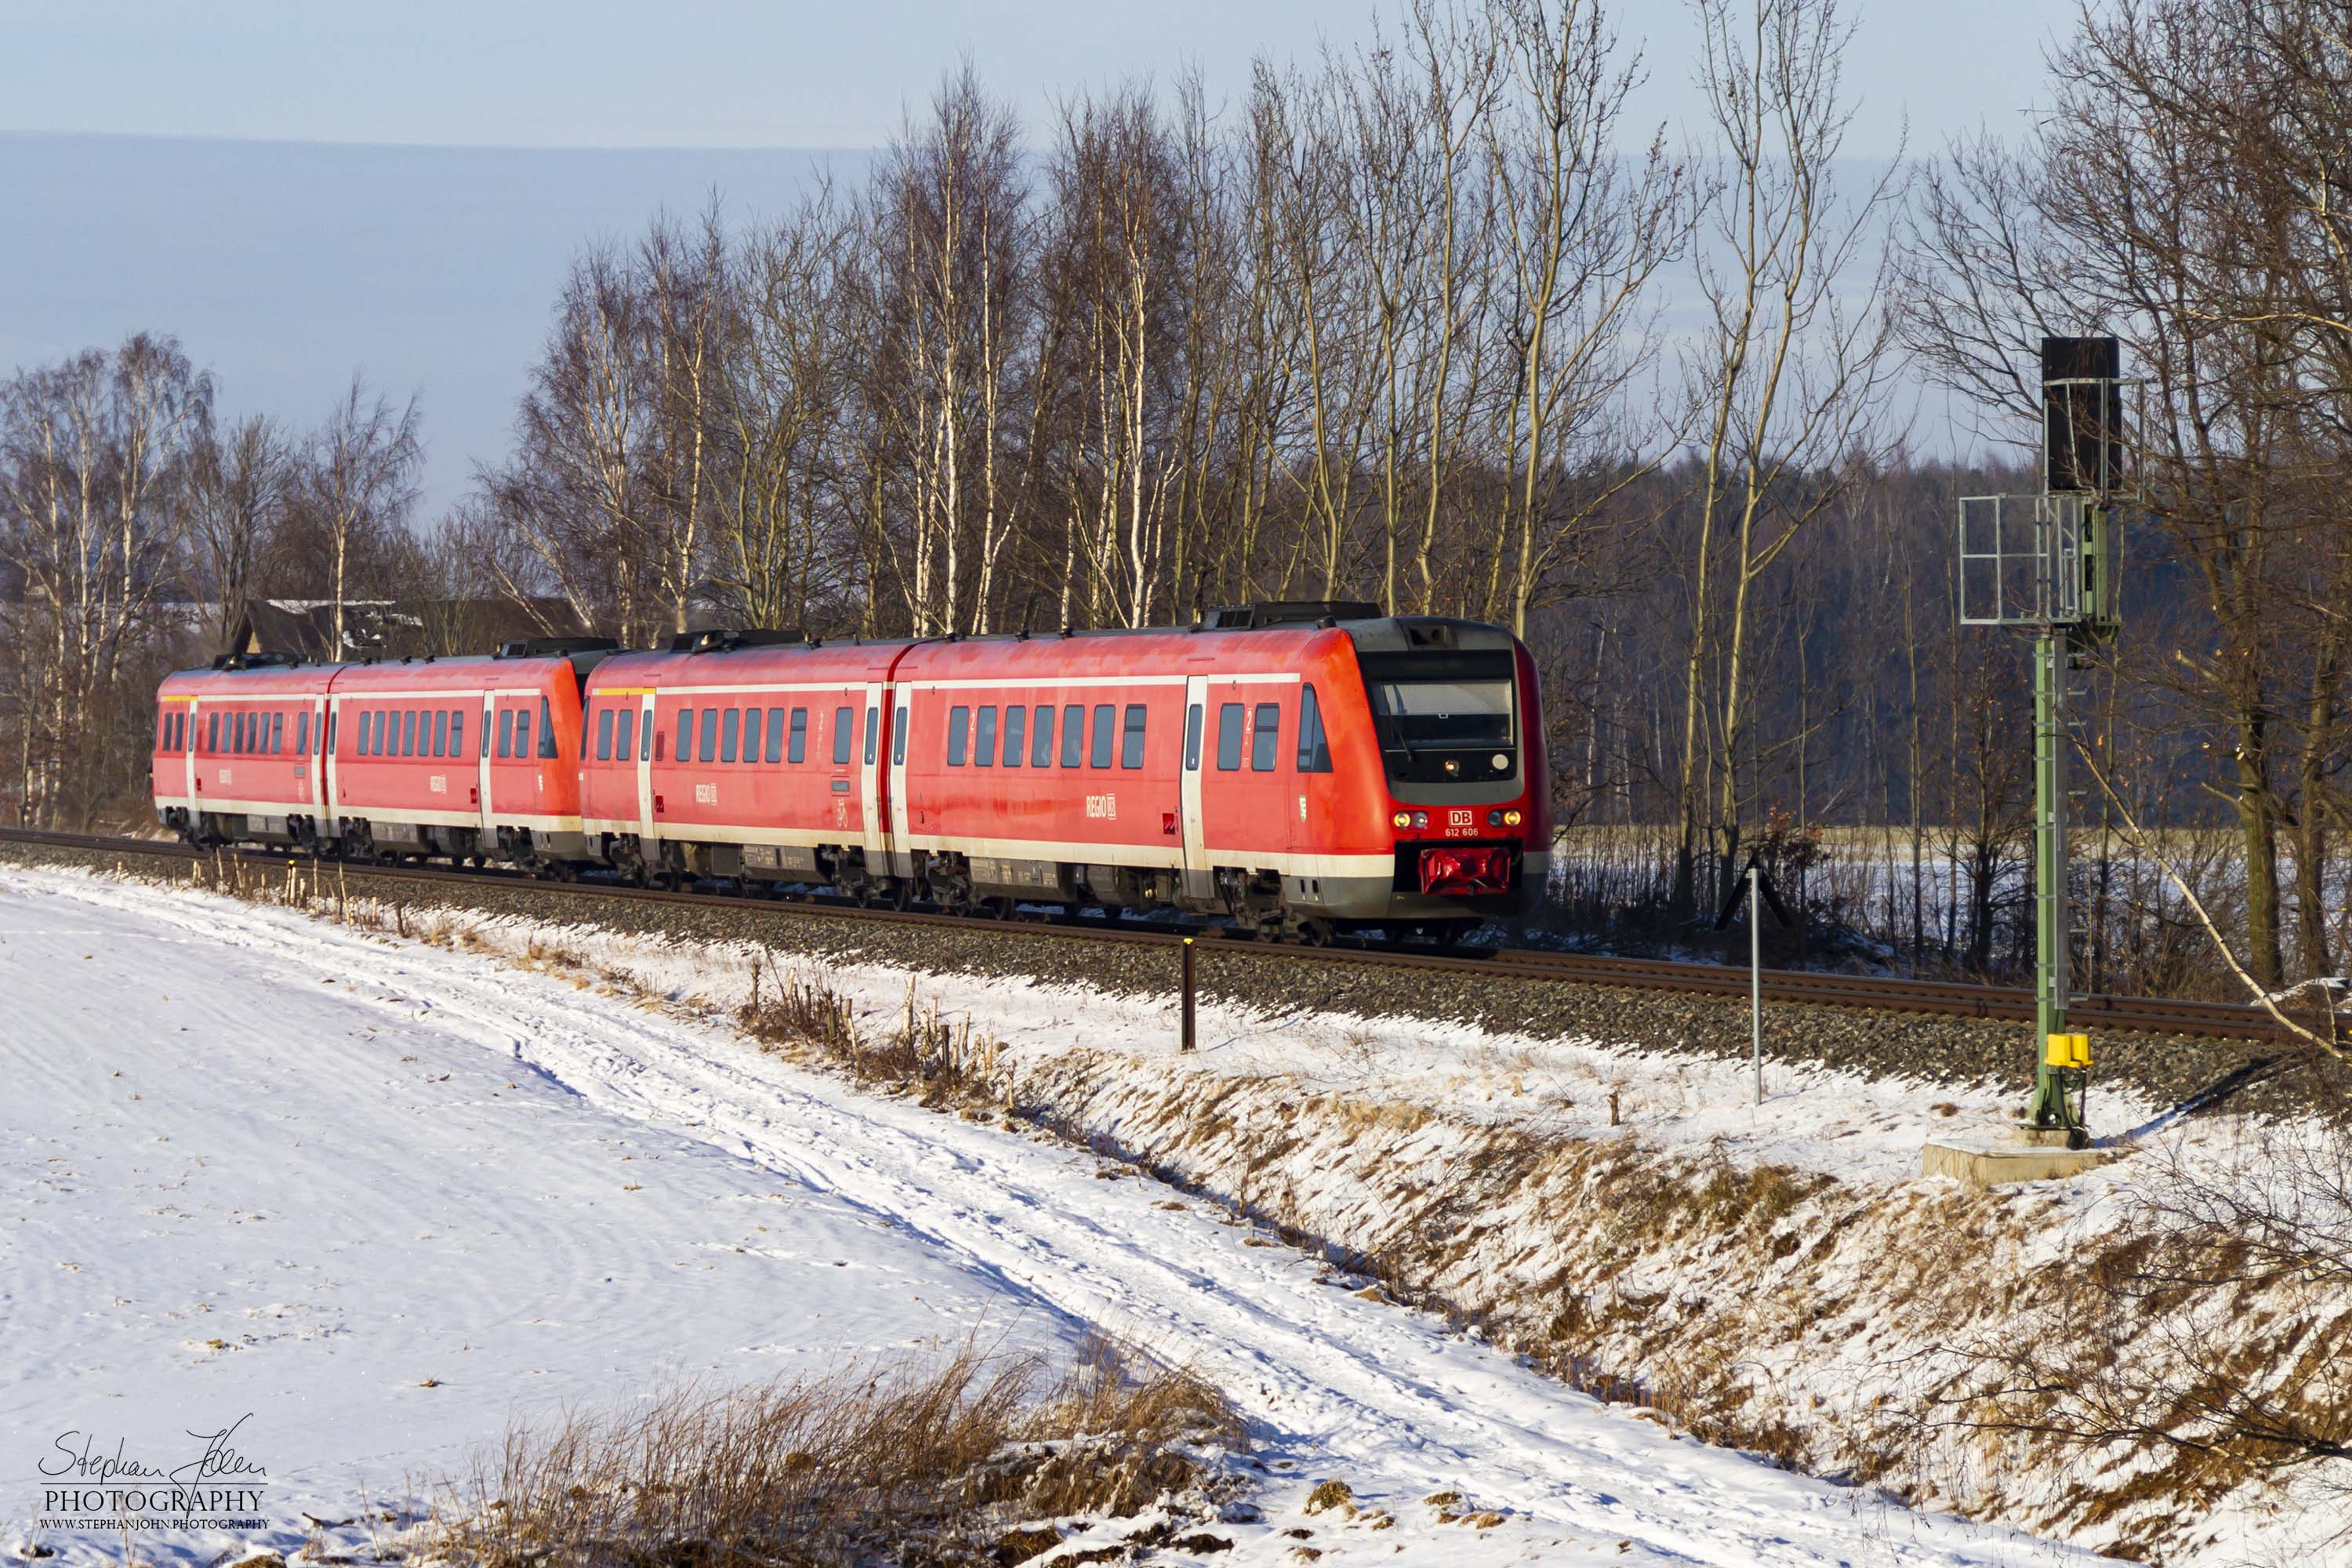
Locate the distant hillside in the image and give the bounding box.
[0,132,864,514]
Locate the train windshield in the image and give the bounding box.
[1359,650,1518,780]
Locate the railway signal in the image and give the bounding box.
[1957,337,2136,1144]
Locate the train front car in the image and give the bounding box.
[1317,611,1552,931]
[1274,607,1548,938]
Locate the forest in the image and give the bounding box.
[2,0,2343,1004]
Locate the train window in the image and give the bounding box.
[1297,685,1332,773]
[616,706,635,763]
[539,697,559,759]
[641,710,655,761]
[273,712,285,753]
[1061,705,1084,767]
[497,709,514,759]
[1122,705,1147,768]
[721,707,740,764]
[1001,705,1025,767]
[766,707,786,764]
[1031,705,1054,767]
[433,710,449,758]
[401,710,416,757]
[451,711,465,757]
[675,710,690,761]
[834,706,855,766]
[207,713,219,753]
[893,706,909,765]
[974,706,996,768]
[1184,704,1203,771]
[326,712,336,753]
[515,706,532,759]
[596,706,615,761]
[866,706,880,765]
[947,706,969,766]
[789,707,808,764]
[698,706,717,764]
[244,713,256,754]
[1215,704,1243,770]
[354,713,368,757]
[230,712,243,754]
[742,707,760,765]
[1250,704,1280,771]
[296,712,308,756]
[156,709,169,750]
[1090,705,1116,768]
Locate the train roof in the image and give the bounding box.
[160,647,606,698]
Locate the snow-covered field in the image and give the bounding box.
[2,864,2103,1566]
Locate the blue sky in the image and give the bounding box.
[4,0,2063,156]
[1,2,2063,512]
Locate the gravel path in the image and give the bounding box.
[16,838,2343,1122]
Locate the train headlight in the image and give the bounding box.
[1491,753,1509,771]
[1443,757,1460,775]
[1503,809,1523,827]
[1392,811,1412,829]
[1412,811,1430,829]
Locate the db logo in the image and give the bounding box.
[1449,808,1473,827]
[1085,793,1117,820]
[429,774,447,794]
[695,783,718,804]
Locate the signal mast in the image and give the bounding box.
[1958,338,2134,1144]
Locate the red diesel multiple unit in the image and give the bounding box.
[153,603,1548,937]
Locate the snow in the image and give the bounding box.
[0,864,2102,1566]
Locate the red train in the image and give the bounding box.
[153,603,1548,938]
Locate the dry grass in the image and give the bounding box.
[419,1335,1243,1568]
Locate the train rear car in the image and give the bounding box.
[153,653,334,848]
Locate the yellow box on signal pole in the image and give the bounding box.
[2042,1032,2091,1070]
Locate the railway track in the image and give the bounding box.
[0,825,2328,1045]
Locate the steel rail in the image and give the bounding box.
[0,825,2324,1044]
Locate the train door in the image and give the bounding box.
[320,698,336,819]
[183,699,201,807]
[1180,676,1210,898]
[860,681,887,866]
[887,688,913,877]
[309,696,328,808]
[636,692,657,839]
[476,693,495,825]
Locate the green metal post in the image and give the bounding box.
[2029,626,2072,1129]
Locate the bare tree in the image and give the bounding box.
[185,411,293,651]
[303,375,423,657]
[1671,0,1904,914]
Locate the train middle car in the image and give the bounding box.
[153,605,1549,938]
